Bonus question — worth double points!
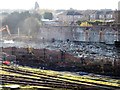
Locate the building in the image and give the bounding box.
[105,11,114,20]
[37,25,118,44]
[78,10,97,21]
[66,10,83,24]
[56,9,83,25]
[114,10,120,41]
[56,9,114,25]
[118,1,120,10]
[89,10,114,21]
[88,10,99,20]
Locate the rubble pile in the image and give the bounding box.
[45,41,118,59]
[1,40,119,62]
[1,41,120,76]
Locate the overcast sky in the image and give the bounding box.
[0,0,119,10]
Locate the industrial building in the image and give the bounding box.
[37,26,119,44]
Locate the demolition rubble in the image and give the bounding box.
[1,41,120,76]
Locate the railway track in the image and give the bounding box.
[0,65,120,90]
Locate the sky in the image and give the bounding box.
[0,0,120,10]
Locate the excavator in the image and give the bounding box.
[0,25,14,43]
[0,25,11,36]
[0,25,14,65]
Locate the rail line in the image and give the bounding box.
[1,66,120,90]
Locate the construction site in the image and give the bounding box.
[0,10,120,90]
[1,38,120,74]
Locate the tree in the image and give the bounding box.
[2,11,42,35]
[21,17,41,37]
[32,13,41,21]
[2,11,31,34]
[76,21,82,25]
[43,12,53,20]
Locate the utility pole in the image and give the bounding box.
[18,27,20,37]
[115,10,120,41]
[43,48,46,61]
[60,49,65,61]
[72,11,76,41]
